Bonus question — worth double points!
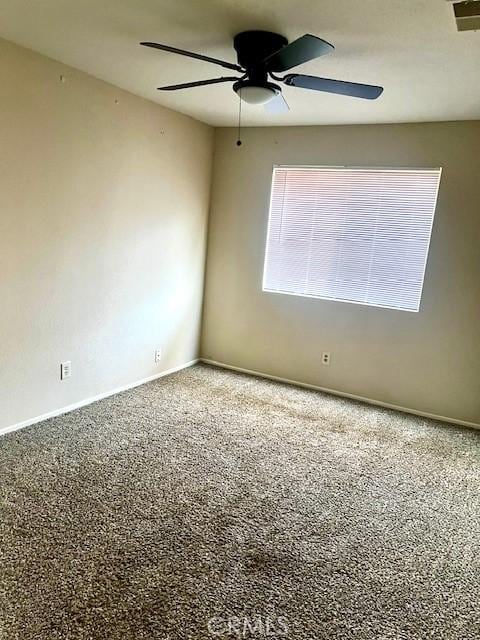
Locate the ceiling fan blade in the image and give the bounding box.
[158,77,240,91]
[263,34,334,72]
[284,74,383,99]
[141,42,242,72]
[264,92,290,114]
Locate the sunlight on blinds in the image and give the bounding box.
[263,166,441,312]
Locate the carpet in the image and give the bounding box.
[0,364,479,640]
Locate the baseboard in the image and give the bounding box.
[0,359,199,438]
[200,358,480,431]
[4,357,477,437]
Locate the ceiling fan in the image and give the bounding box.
[140,30,383,114]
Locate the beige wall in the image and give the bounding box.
[0,38,213,431]
[2,36,478,431]
[202,123,480,425]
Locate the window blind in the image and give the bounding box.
[263,166,441,312]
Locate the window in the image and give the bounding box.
[263,166,441,312]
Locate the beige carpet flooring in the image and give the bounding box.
[0,364,479,639]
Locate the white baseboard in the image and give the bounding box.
[3,357,478,438]
[200,358,480,431]
[0,359,199,438]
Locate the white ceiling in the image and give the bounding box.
[1,0,479,127]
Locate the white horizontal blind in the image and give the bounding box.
[263,166,441,312]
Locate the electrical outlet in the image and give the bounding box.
[60,361,72,380]
[155,349,162,363]
[321,352,331,366]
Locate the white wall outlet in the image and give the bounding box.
[60,361,72,380]
[322,352,331,366]
[155,349,162,363]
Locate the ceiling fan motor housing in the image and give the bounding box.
[233,31,288,71]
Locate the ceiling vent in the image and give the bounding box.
[448,1,480,31]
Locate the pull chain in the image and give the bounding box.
[236,90,242,146]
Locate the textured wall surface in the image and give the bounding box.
[202,123,480,425]
[1,36,479,430]
[0,38,213,430]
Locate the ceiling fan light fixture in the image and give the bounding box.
[233,80,280,105]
